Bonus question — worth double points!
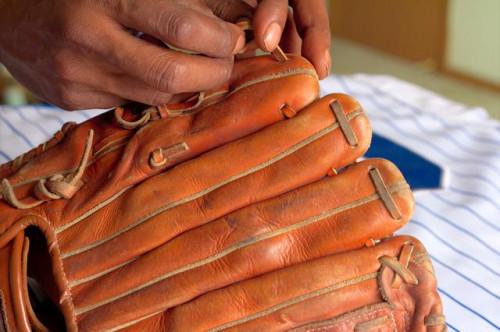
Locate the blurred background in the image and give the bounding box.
[328,0,500,118]
[1,0,499,118]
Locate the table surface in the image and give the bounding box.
[1,74,499,331]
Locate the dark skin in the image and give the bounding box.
[0,0,331,110]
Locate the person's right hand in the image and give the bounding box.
[0,0,246,110]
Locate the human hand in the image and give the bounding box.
[248,0,332,79]
[0,0,246,110]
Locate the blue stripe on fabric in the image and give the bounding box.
[410,220,500,277]
[36,105,90,122]
[446,322,460,332]
[430,254,499,299]
[417,202,499,255]
[372,115,500,176]
[80,111,92,120]
[431,192,500,232]
[14,107,52,137]
[449,186,500,210]
[335,77,500,175]
[438,287,500,330]
[450,170,500,194]
[336,74,500,147]
[0,149,11,161]
[338,90,499,158]
[0,111,34,147]
[35,106,65,126]
[348,76,500,146]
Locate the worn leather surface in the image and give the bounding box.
[146,236,444,332]
[0,54,444,331]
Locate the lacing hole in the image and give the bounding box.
[280,104,297,119]
[115,107,151,130]
[149,149,167,168]
[327,167,338,177]
[365,238,376,247]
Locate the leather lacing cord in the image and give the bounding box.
[0,122,76,178]
[0,130,94,209]
[0,61,313,209]
[113,18,289,131]
[378,243,447,332]
[113,91,227,130]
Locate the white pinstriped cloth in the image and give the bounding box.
[1,75,499,331]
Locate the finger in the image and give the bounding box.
[167,237,422,331]
[47,49,175,106]
[46,83,125,110]
[279,8,302,54]
[113,0,245,57]
[97,73,174,106]
[253,0,289,51]
[99,26,234,94]
[291,0,331,78]
[206,0,254,22]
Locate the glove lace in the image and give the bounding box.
[0,130,94,209]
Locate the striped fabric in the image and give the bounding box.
[1,75,499,331]
[322,75,499,332]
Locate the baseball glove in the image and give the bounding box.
[0,53,442,331]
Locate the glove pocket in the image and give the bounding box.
[0,229,66,332]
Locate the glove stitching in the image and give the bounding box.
[60,110,365,259]
[206,272,379,332]
[71,181,407,315]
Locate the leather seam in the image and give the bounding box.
[60,110,365,258]
[207,272,378,332]
[70,182,409,293]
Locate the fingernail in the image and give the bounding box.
[324,49,332,76]
[263,22,281,51]
[233,34,246,54]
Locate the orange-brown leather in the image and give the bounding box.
[153,236,445,332]
[0,54,321,330]
[0,54,441,331]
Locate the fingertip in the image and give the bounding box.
[301,31,332,79]
[262,22,282,52]
[316,49,332,79]
[252,0,288,52]
[232,30,246,54]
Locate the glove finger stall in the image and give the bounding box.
[163,236,445,332]
[74,157,413,331]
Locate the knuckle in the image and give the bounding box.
[146,55,186,93]
[52,57,75,82]
[51,86,79,110]
[56,17,84,45]
[145,92,172,106]
[216,31,235,57]
[161,12,196,44]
